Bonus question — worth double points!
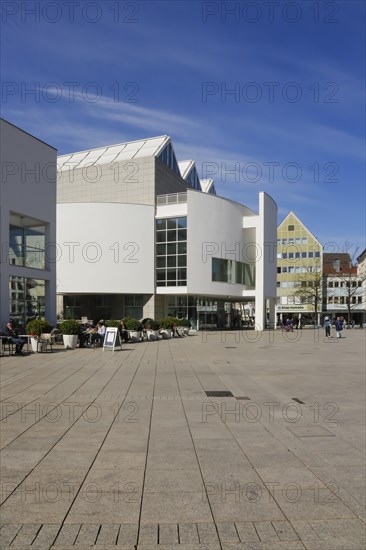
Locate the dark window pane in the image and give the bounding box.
[156,219,166,230]
[178,242,187,254]
[167,243,176,255]
[177,218,187,229]
[167,218,177,230]
[156,232,166,243]
[177,229,187,241]
[177,255,186,267]
[156,244,166,255]
[167,269,176,280]
[177,268,187,280]
[156,256,166,268]
[167,256,176,267]
[167,230,177,242]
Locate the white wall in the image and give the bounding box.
[0,119,57,327]
[186,190,257,297]
[56,202,155,294]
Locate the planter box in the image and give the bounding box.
[146,330,159,341]
[63,335,78,349]
[128,330,142,343]
[30,337,39,353]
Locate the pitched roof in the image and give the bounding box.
[57,136,170,171]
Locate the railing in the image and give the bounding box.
[157,192,187,206]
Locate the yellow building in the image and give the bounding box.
[277,212,323,326]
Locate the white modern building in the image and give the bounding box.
[56,136,277,330]
[0,119,57,331]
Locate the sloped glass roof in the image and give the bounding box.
[58,136,170,171]
[178,160,201,191]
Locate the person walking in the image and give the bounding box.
[323,317,331,338]
[335,316,343,340]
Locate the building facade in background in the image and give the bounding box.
[356,248,366,326]
[276,212,323,326]
[0,119,57,330]
[56,136,278,330]
[322,253,365,325]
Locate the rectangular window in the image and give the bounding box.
[277,267,281,274]
[277,253,282,259]
[282,253,287,259]
[301,238,308,244]
[212,258,255,288]
[9,276,46,329]
[289,253,294,258]
[302,252,307,258]
[156,217,187,286]
[282,267,287,273]
[308,252,314,258]
[288,225,294,231]
[295,252,300,258]
[9,222,46,270]
[315,251,320,257]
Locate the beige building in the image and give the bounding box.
[276,212,323,326]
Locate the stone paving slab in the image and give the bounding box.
[0,331,365,549]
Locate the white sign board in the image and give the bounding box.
[103,327,121,352]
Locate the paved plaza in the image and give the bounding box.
[0,329,365,549]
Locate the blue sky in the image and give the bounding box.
[1,0,365,257]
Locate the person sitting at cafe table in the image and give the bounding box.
[92,320,106,347]
[5,321,26,354]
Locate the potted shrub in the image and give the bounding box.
[107,320,120,328]
[26,319,52,352]
[124,318,142,342]
[158,317,176,339]
[60,319,80,349]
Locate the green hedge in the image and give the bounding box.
[59,319,80,335]
[25,319,52,337]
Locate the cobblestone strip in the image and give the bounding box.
[159,523,179,544]
[95,524,119,545]
[74,524,100,545]
[0,524,22,546]
[0,520,364,546]
[178,523,199,545]
[53,523,81,546]
[116,524,138,546]
[9,523,42,546]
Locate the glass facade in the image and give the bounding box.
[157,143,180,176]
[186,166,201,191]
[156,217,187,286]
[9,223,46,270]
[9,276,46,328]
[212,258,255,288]
[125,295,143,319]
